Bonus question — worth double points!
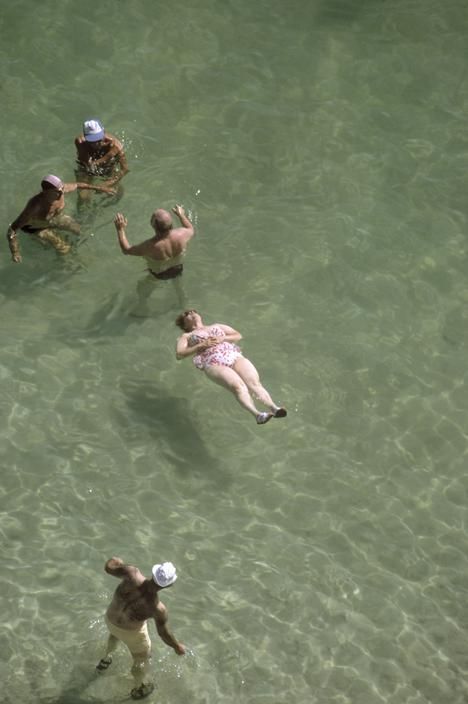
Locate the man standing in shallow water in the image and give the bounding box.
[6,174,115,262]
[96,557,185,700]
[114,205,194,309]
[75,119,129,210]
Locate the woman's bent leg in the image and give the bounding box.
[233,357,279,411]
[204,365,260,418]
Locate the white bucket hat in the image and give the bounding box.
[83,119,105,142]
[152,562,177,588]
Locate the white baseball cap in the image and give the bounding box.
[152,562,177,587]
[83,119,104,142]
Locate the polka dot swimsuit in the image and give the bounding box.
[189,325,242,370]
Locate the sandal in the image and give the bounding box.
[256,412,273,425]
[96,656,112,672]
[273,407,287,418]
[131,683,155,700]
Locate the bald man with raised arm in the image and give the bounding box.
[96,557,185,701]
[114,204,194,311]
[114,205,194,277]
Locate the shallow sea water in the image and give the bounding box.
[2,1,468,703]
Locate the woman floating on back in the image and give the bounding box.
[175,310,287,425]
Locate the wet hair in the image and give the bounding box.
[175,309,198,331]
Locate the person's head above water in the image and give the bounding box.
[150,209,173,234]
[83,119,105,142]
[41,174,64,193]
[152,561,177,589]
[175,309,201,332]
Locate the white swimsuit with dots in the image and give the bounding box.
[188,325,242,370]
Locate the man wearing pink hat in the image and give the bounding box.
[74,119,129,208]
[96,556,185,700]
[6,174,115,262]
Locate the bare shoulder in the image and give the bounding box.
[173,228,194,243]
[106,133,125,152]
[23,193,43,215]
[105,558,144,583]
[155,600,168,622]
[11,196,34,229]
[123,565,145,583]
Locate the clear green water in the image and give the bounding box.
[2,1,468,702]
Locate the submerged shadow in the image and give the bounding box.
[81,283,186,341]
[117,380,227,484]
[0,247,88,301]
[78,293,149,341]
[8,660,126,704]
[0,207,119,303]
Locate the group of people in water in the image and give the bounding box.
[6,119,287,699]
[7,119,126,260]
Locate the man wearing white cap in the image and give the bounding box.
[6,175,115,262]
[96,556,185,700]
[75,119,129,207]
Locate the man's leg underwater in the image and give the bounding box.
[130,650,154,700]
[34,229,72,255]
[172,275,188,309]
[96,633,119,671]
[132,274,157,316]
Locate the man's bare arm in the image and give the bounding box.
[105,557,140,580]
[103,148,129,187]
[114,212,152,256]
[64,182,115,196]
[6,203,34,263]
[172,205,194,237]
[7,225,21,263]
[215,324,242,344]
[154,606,185,655]
[104,160,129,187]
[89,137,129,186]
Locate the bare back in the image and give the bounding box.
[114,206,193,267]
[11,192,65,230]
[144,229,191,263]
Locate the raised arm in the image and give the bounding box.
[172,205,194,239]
[154,603,185,655]
[114,213,152,256]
